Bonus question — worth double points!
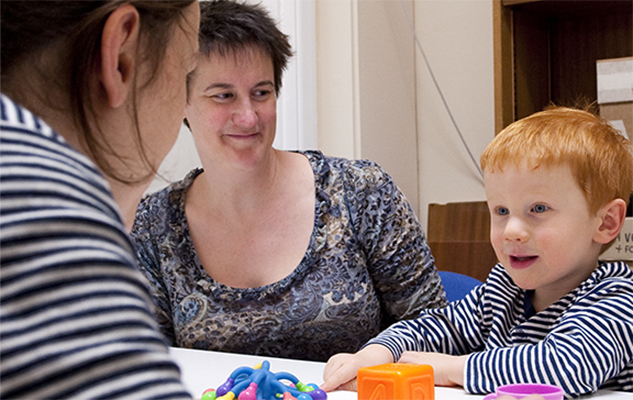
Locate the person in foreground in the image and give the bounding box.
[321,106,633,397]
[1,1,200,398]
[130,0,446,362]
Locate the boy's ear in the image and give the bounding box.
[594,198,627,244]
[99,4,141,108]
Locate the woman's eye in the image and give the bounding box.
[532,204,548,213]
[212,92,233,101]
[496,207,509,216]
[253,89,272,99]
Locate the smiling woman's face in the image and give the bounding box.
[185,46,277,169]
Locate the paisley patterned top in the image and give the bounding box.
[130,150,447,361]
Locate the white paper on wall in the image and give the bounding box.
[597,58,633,104]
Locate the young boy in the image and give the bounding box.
[320,107,633,398]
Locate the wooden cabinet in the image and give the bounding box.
[493,0,633,218]
[427,202,497,282]
[493,0,633,132]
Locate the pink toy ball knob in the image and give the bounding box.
[238,382,258,400]
[283,393,298,400]
[201,388,217,400]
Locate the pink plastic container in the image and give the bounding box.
[482,383,564,400]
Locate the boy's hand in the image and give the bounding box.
[320,344,394,392]
[398,351,468,387]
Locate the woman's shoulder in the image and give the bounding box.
[296,150,391,187]
[136,168,202,219]
[2,94,104,180]
[132,168,202,238]
[1,93,138,281]
[1,94,123,225]
[296,149,382,170]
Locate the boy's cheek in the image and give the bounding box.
[489,232,507,263]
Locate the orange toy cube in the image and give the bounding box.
[357,363,434,400]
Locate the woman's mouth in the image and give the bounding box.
[227,132,259,139]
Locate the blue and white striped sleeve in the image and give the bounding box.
[366,284,488,361]
[465,277,633,398]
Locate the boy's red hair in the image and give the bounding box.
[481,106,633,215]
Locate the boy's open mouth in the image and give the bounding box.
[511,255,537,262]
[509,255,538,269]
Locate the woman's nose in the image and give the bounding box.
[232,100,258,128]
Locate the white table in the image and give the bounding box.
[169,347,633,400]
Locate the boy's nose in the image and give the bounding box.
[504,217,529,242]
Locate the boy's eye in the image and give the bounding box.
[496,207,509,216]
[532,204,548,213]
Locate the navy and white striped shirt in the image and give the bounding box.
[0,94,192,399]
[368,261,633,398]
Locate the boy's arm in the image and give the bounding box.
[321,287,489,392]
[399,351,468,387]
[366,286,487,362]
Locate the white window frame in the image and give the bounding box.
[260,0,318,150]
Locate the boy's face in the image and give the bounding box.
[484,163,605,310]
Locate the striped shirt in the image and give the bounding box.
[368,261,633,398]
[0,94,192,399]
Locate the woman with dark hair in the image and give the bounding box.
[131,0,447,362]
[1,1,200,398]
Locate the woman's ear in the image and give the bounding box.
[100,4,141,108]
[594,198,627,244]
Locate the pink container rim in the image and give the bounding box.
[482,383,564,400]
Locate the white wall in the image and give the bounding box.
[358,0,419,217]
[261,0,318,151]
[414,0,493,228]
[146,124,201,194]
[317,0,494,228]
[316,0,420,215]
